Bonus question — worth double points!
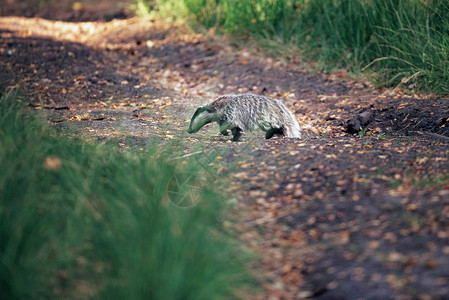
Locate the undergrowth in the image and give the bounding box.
[136,0,449,94]
[0,91,253,299]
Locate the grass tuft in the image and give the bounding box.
[138,0,449,94]
[0,91,253,299]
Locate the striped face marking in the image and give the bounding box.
[187,106,212,133]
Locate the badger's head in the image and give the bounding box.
[187,105,216,133]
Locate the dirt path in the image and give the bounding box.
[1,2,449,299]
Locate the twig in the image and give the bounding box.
[245,212,296,226]
[417,131,449,142]
[171,150,204,160]
[362,56,418,71]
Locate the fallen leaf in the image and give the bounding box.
[43,156,62,170]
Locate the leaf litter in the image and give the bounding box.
[1,1,449,298]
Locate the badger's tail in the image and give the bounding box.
[281,107,302,138]
[284,121,302,138]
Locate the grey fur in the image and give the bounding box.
[187,94,301,141]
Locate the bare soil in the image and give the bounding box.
[1,1,449,299]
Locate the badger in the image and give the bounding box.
[187,93,301,141]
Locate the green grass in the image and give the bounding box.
[0,91,253,299]
[137,0,449,94]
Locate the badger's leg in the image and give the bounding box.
[219,121,231,136]
[265,127,283,139]
[231,127,242,142]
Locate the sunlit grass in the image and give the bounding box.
[139,0,449,94]
[0,91,254,299]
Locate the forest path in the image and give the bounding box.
[1,2,449,298]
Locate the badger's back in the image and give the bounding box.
[209,94,301,138]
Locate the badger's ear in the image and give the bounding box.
[196,105,207,114]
